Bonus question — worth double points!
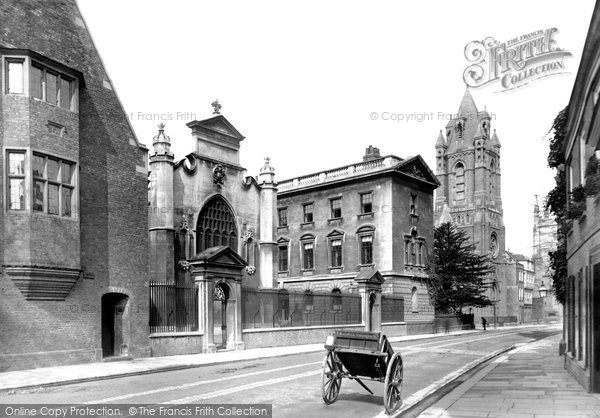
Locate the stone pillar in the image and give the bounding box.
[232,280,245,350]
[149,124,175,283]
[258,157,277,288]
[355,271,383,332]
[195,275,216,353]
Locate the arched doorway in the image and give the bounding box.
[196,195,238,254]
[213,282,230,349]
[101,293,129,358]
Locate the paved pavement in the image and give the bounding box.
[0,328,483,392]
[420,333,600,418]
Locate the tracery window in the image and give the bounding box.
[196,196,238,253]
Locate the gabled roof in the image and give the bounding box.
[354,268,384,285]
[186,115,245,141]
[191,245,247,266]
[396,155,440,186]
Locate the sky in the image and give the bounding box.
[77,0,595,257]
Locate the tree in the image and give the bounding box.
[427,222,496,314]
[544,106,569,305]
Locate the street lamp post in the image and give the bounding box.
[539,281,548,298]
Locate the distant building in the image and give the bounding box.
[563,0,600,392]
[434,90,517,325]
[0,0,149,371]
[508,253,535,324]
[532,197,562,324]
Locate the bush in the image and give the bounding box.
[568,184,586,219]
[584,155,600,197]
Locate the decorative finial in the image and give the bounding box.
[211,99,222,115]
[153,123,170,143]
[260,156,275,174]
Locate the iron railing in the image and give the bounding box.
[242,288,362,329]
[381,295,405,323]
[149,281,198,333]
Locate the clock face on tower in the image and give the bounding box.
[490,233,499,259]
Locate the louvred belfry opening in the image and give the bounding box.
[196,196,238,254]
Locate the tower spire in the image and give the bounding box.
[457,87,478,116]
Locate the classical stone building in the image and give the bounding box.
[563,0,600,392]
[0,0,149,371]
[148,113,441,355]
[276,146,439,335]
[434,90,517,325]
[147,114,278,354]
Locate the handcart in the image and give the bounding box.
[321,330,403,414]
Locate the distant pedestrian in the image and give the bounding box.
[482,317,487,331]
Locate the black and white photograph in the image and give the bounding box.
[1,0,600,416]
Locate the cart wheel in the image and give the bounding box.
[321,351,342,405]
[383,352,403,414]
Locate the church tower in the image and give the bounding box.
[434,88,505,262]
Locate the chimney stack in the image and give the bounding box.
[363,145,381,161]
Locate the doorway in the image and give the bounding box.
[101,293,129,358]
[213,282,230,349]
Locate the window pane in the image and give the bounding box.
[361,193,373,213]
[31,65,43,99]
[48,184,59,214]
[61,187,72,216]
[33,180,45,212]
[7,61,24,94]
[278,246,288,271]
[8,178,24,210]
[304,204,313,222]
[47,158,59,181]
[33,154,45,178]
[60,77,71,110]
[8,153,25,175]
[278,208,287,227]
[60,162,74,184]
[331,198,342,218]
[46,72,58,105]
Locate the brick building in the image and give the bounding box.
[0,1,149,371]
[434,90,519,325]
[563,0,600,392]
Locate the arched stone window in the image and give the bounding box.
[196,195,238,254]
[489,159,495,197]
[411,287,419,312]
[455,162,465,200]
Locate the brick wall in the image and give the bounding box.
[0,0,149,370]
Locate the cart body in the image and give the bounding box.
[321,330,403,414]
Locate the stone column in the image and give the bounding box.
[233,280,245,350]
[195,275,216,353]
[149,124,175,283]
[258,157,277,288]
